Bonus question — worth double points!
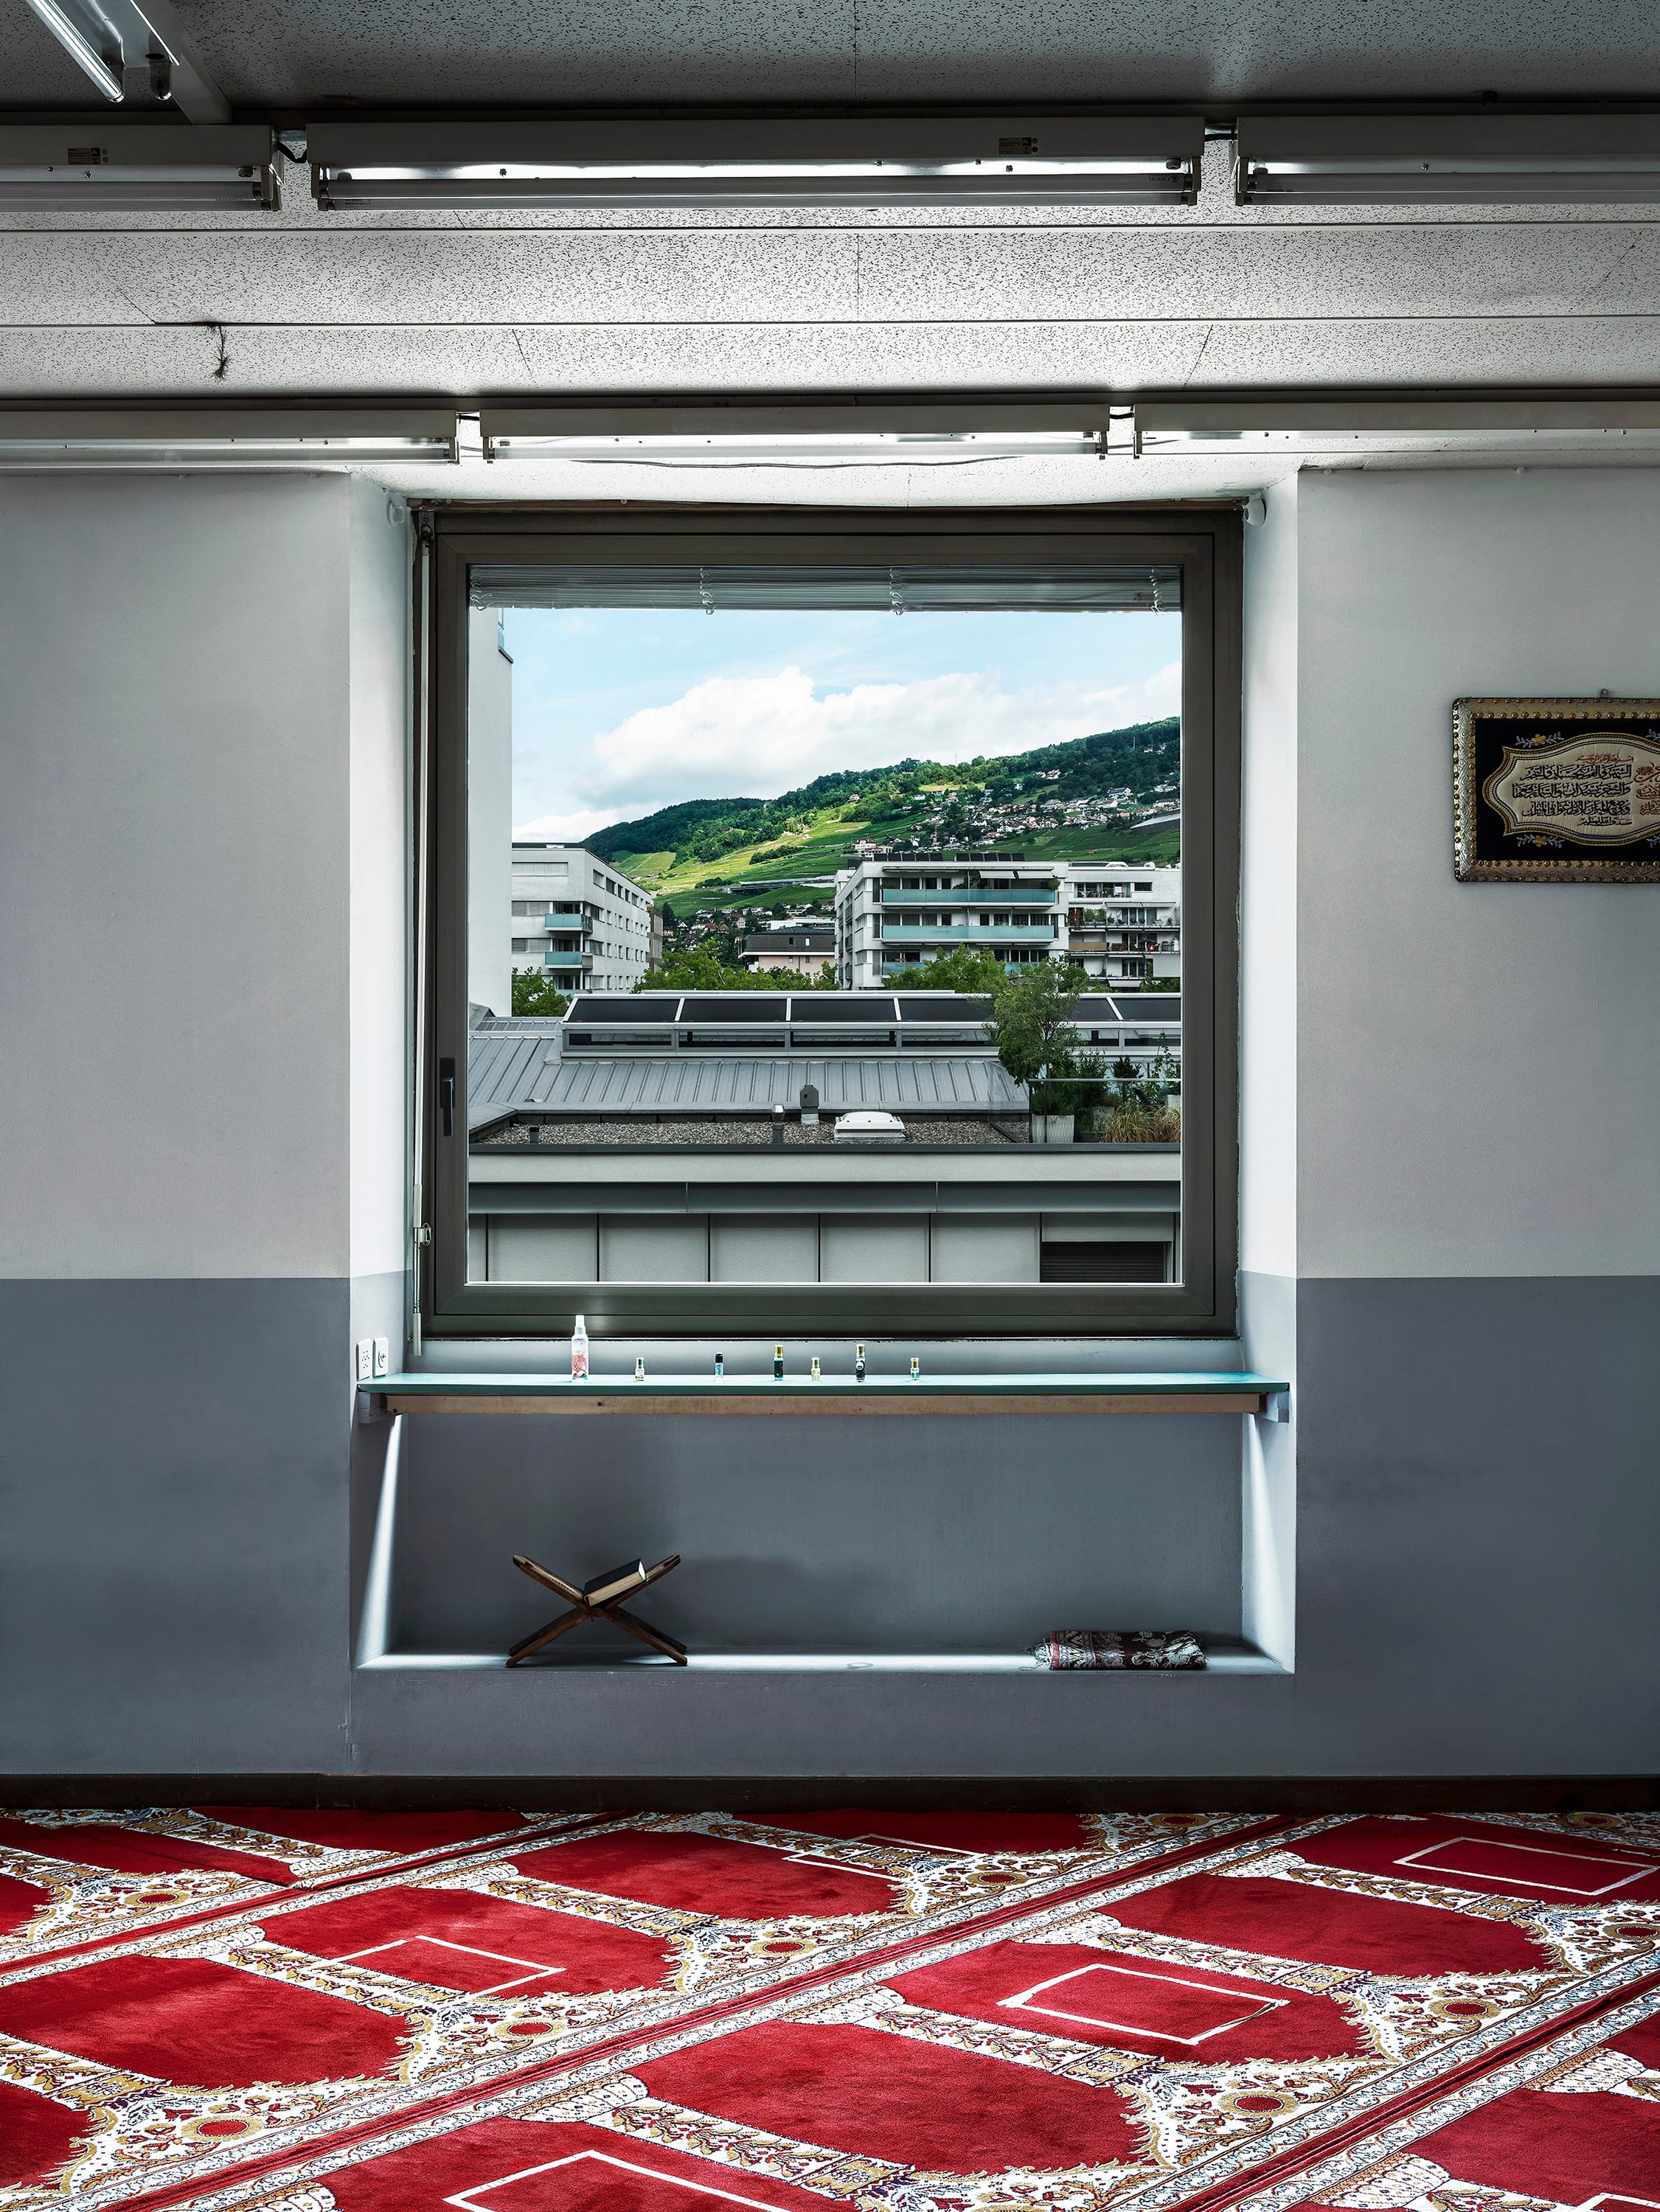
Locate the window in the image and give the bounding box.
[421,507,1238,1338]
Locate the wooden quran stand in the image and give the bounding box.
[507,1553,686,1666]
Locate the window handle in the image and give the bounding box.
[439,1057,455,1138]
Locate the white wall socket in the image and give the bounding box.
[355,1339,373,1384]
[373,1337,390,1379]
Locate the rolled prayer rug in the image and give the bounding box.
[1032,1629,1206,1669]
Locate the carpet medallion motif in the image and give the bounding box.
[0,1810,1656,2212]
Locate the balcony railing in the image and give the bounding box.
[544,911,592,932]
[878,884,1057,905]
[544,949,594,970]
[881,922,1058,944]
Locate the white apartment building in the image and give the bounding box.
[1062,863,1181,984]
[510,843,655,992]
[833,855,1180,987]
[835,854,1066,987]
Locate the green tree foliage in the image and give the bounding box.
[891,945,1009,997]
[984,959,1088,1113]
[636,945,835,993]
[510,970,571,1017]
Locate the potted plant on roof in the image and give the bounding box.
[985,958,1087,1145]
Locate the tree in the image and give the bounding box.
[511,970,570,1018]
[985,959,1087,1115]
[636,945,835,993]
[891,945,1008,997]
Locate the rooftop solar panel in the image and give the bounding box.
[897,995,993,1021]
[565,996,681,1023]
[680,995,791,1022]
[785,996,900,1022]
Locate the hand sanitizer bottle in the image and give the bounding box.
[909,1354,920,1380]
[571,1314,588,1380]
[773,1343,785,1380]
[855,1343,867,1382]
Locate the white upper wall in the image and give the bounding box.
[349,479,412,1281]
[0,472,407,1281]
[1296,467,1660,1279]
[1240,476,1299,1283]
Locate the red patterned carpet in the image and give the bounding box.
[0,1808,1656,2211]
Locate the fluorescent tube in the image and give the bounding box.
[1133,398,1660,455]
[1237,114,1660,205]
[310,116,1201,209]
[480,403,1130,466]
[0,125,277,209]
[20,0,122,101]
[0,410,460,467]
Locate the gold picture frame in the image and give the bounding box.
[1453,696,1660,882]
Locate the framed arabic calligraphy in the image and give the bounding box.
[1454,696,1660,881]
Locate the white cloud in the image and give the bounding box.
[513,661,1179,835]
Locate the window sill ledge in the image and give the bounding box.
[364,1371,1288,1417]
[356,1638,1288,1677]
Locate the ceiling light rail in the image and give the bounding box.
[0,124,277,209]
[0,410,462,468]
[307,116,1203,210]
[1235,113,1660,204]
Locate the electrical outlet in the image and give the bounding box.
[373,1337,390,1379]
[355,1339,373,1385]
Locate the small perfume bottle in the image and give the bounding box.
[810,1355,822,1381]
[855,1343,866,1382]
[571,1313,588,1380]
[634,1355,645,1382]
[714,1352,725,1379]
[909,1354,920,1380]
[773,1344,785,1380]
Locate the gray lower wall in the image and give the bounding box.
[4,1273,1656,1779]
[0,1278,353,1773]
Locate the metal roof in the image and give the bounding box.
[468,1028,1027,1124]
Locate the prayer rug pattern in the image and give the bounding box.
[0,1808,591,1972]
[0,1806,1255,2208]
[1236,1977,1660,2212]
[1,1810,1656,2212]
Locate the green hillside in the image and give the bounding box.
[591,717,1179,912]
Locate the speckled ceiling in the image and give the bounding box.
[2,0,1659,497]
[7,0,1660,109]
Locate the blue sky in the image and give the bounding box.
[504,605,1181,841]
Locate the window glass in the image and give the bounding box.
[459,554,1187,1304]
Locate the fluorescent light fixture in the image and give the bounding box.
[1237,114,1660,204]
[22,0,121,100]
[310,116,1201,209]
[0,409,460,468]
[0,126,277,209]
[20,0,231,121]
[481,403,1131,466]
[1134,397,1660,455]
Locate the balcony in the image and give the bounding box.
[881,921,1057,945]
[879,885,1056,906]
[544,949,594,971]
[544,911,592,932]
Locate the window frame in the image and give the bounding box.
[419,504,1240,1340]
